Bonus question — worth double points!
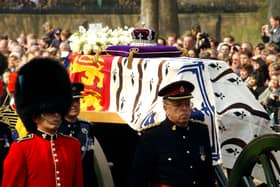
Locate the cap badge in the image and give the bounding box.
[179,86,185,93]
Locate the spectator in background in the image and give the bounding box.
[16,33,27,49]
[247,71,267,99]
[0,37,9,57]
[267,42,280,55]
[230,52,241,75]
[259,74,280,114]
[41,49,52,57]
[217,52,231,64]
[49,28,62,49]
[240,41,254,54]
[254,43,266,56]
[206,48,218,59]
[229,43,241,56]
[219,42,231,56]
[59,41,72,70]
[195,32,211,56]
[38,36,51,49]
[217,35,235,53]
[268,62,280,81]
[265,54,278,67]
[223,35,235,45]
[262,16,280,53]
[240,63,254,86]
[199,50,211,59]
[25,33,37,51]
[251,56,269,85]
[157,36,166,46]
[182,31,195,51]
[9,44,24,59]
[175,37,183,48]
[265,77,280,128]
[41,21,55,46]
[166,32,177,46]
[191,24,201,40]
[187,49,196,58]
[47,0,58,8]
[208,36,219,51]
[60,29,72,43]
[240,50,253,66]
[7,52,21,72]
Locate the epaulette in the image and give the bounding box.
[138,122,161,133]
[16,134,34,142]
[189,119,208,126]
[78,118,92,125]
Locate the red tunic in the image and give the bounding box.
[1,133,83,187]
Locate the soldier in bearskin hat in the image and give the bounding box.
[130,80,215,187]
[1,58,83,187]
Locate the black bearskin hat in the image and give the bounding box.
[15,58,72,133]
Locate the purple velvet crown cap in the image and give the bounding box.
[131,28,156,40]
[131,28,157,46]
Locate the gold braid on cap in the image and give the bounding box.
[164,95,193,100]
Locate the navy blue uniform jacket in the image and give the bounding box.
[130,118,215,187]
[59,119,97,187]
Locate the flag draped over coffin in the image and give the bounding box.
[69,54,272,167]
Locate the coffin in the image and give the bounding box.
[70,52,272,168]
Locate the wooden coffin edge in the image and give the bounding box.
[79,111,126,124]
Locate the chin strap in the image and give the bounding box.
[40,114,62,126]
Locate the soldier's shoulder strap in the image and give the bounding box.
[139,122,162,133]
[16,134,33,142]
[189,119,208,126]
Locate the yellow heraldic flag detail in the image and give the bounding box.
[15,118,28,138]
[69,54,114,111]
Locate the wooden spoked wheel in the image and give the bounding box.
[228,134,280,187]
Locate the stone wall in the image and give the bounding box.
[0,11,267,45]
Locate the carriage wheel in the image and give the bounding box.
[228,134,280,187]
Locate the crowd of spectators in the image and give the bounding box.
[1,16,280,128]
[0,0,49,9]
[0,0,140,9]
[0,0,256,13]
[157,16,280,128]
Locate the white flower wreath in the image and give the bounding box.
[68,25,134,54]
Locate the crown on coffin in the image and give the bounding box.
[130,28,157,46]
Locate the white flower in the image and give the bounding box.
[69,25,134,54]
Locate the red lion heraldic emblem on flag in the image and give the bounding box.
[69,54,113,111]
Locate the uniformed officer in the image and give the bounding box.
[1,58,83,187]
[130,80,215,187]
[59,82,98,187]
[0,121,12,183]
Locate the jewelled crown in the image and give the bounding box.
[130,28,157,46]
